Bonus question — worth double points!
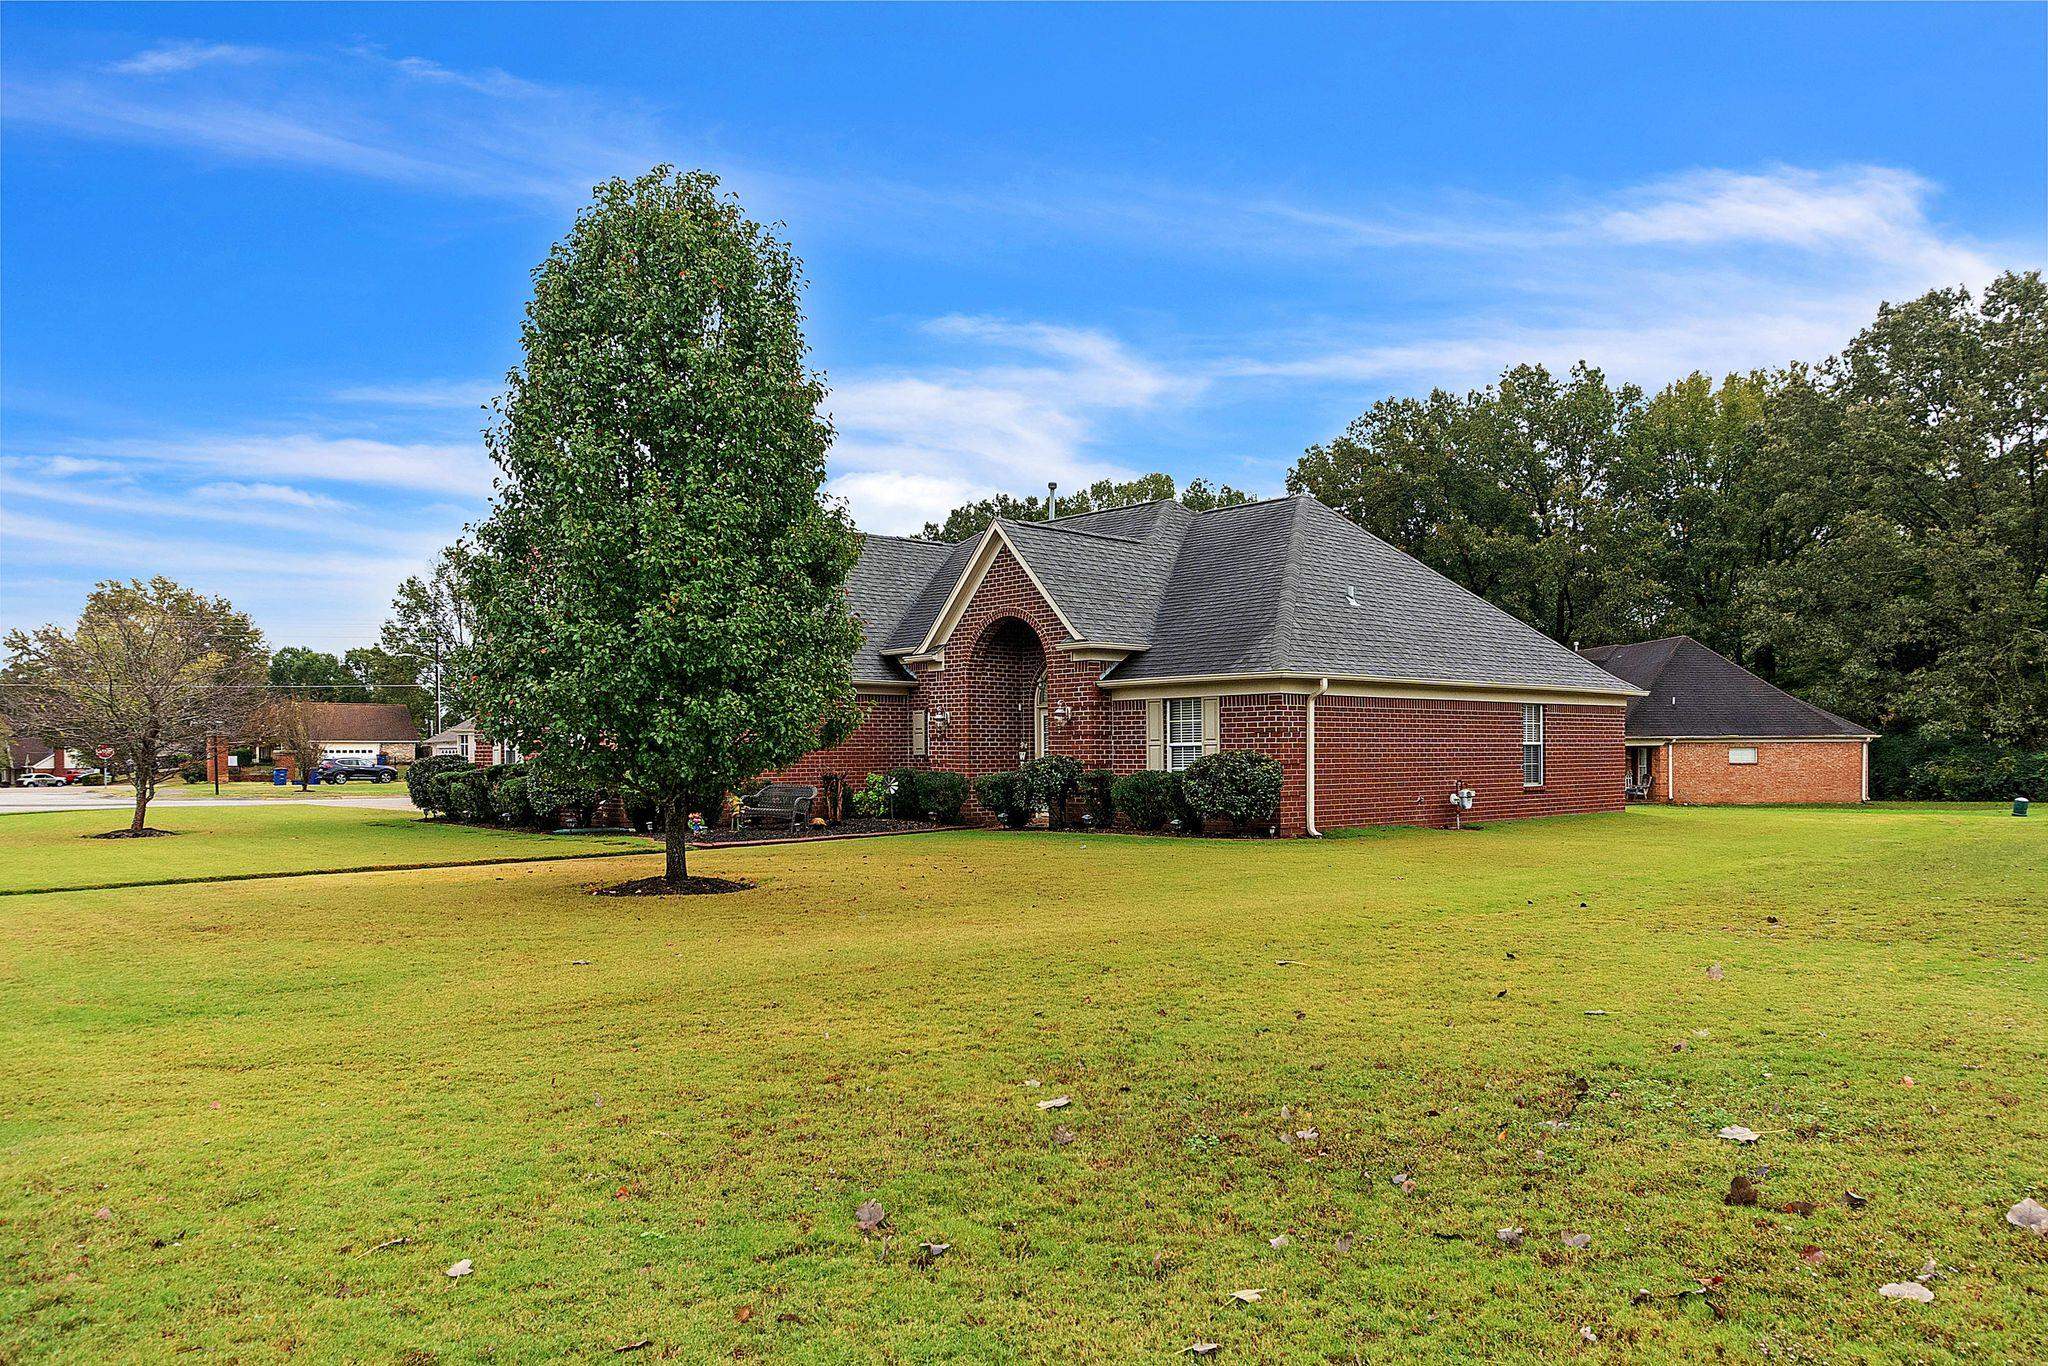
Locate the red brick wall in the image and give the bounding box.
[913,543,1114,781]
[1310,696,1626,831]
[1667,738,1866,804]
[761,693,912,787]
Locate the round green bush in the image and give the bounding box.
[1110,770,1175,830]
[426,768,466,818]
[1021,755,1083,828]
[1078,769,1116,828]
[407,754,475,813]
[1179,750,1284,833]
[447,770,492,823]
[492,774,532,826]
[917,770,969,823]
[973,769,1035,827]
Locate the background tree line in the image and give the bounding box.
[1285,272,2045,796]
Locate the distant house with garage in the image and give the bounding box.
[1578,636,1877,805]
[204,702,421,780]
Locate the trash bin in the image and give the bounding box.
[2015,797,2030,817]
[272,767,288,786]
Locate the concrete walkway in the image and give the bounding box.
[0,788,418,815]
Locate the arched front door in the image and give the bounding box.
[1032,670,1049,761]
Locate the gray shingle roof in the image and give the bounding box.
[843,494,1640,696]
[1579,636,1875,739]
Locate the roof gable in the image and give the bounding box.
[1579,636,1874,738]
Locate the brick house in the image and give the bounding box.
[421,716,519,767]
[764,494,1645,834]
[204,702,420,781]
[1578,636,1877,805]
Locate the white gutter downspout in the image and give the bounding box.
[1666,739,1676,805]
[1305,677,1331,836]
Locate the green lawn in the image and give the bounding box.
[0,805,657,895]
[3,805,2042,1360]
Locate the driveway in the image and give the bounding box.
[0,788,417,814]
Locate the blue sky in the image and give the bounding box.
[3,3,2043,654]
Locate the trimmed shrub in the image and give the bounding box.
[917,770,969,823]
[851,772,889,818]
[1179,750,1284,833]
[426,769,467,818]
[526,772,596,828]
[1110,770,1175,830]
[447,770,492,822]
[1167,772,1204,834]
[407,754,475,812]
[1079,768,1116,828]
[973,769,1035,827]
[492,775,532,826]
[1021,755,1083,828]
[178,760,208,784]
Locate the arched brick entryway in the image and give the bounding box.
[968,615,1047,773]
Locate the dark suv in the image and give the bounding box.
[315,759,399,784]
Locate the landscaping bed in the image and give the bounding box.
[687,816,933,845]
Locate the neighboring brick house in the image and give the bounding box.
[1578,637,1876,805]
[421,716,519,767]
[764,494,1644,834]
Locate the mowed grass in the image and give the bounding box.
[0,805,657,895]
[2,806,2043,1361]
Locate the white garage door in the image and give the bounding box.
[320,744,379,764]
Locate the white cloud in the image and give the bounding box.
[108,41,271,77]
[825,320,1197,533]
[19,432,494,499]
[332,379,499,410]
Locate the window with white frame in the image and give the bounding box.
[1728,746,1758,765]
[1165,697,1204,771]
[1521,703,1545,786]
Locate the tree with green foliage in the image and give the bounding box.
[918,473,1254,541]
[2,578,266,833]
[460,166,863,890]
[379,545,473,734]
[268,646,369,701]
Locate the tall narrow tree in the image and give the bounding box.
[462,167,862,890]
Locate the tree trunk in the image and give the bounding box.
[130,745,150,832]
[663,795,687,886]
[130,789,149,833]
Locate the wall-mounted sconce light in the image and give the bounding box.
[930,708,951,732]
[1053,703,1073,725]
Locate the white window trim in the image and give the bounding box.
[1164,697,1203,772]
[1728,746,1759,765]
[1521,703,1545,788]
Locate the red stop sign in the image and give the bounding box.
[95,745,116,760]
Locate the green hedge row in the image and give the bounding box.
[1871,733,2048,801]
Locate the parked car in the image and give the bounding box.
[17,773,68,787]
[315,759,400,784]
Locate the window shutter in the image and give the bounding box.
[1144,699,1165,770]
[911,709,928,758]
[1200,696,1220,756]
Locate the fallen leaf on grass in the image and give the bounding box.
[1707,963,1724,981]
[1051,1125,1077,1146]
[1231,1288,1263,1303]
[1186,1343,1221,1358]
[1583,1009,1609,1017]
[914,1241,950,1265]
[570,960,591,966]
[734,1305,754,1323]
[1798,1246,1824,1266]
[446,1260,472,1279]
[1845,1190,1869,1209]
[1778,1200,1818,1217]
[1716,1126,1760,1144]
[1496,1227,1525,1249]
[1579,1325,1598,1345]
[1334,1234,1354,1253]
[1294,1128,1319,1145]
[2007,1197,2048,1236]
[93,1208,113,1221]
[1036,1096,1071,1111]
[1725,1175,1761,1207]
[1878,1281,1934,1303]
[1561,1232,1592,1249]
[854,1200,889,1236]
[612,1340,652,1353]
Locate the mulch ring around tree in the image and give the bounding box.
[686,818,931,847]
[86,828,175,839]
[594,875,755,897]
